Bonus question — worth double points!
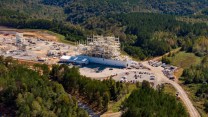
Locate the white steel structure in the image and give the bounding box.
[85,35,120,59]
[16,32,26,50]
[74,35,132,67]
[16,33,25,44]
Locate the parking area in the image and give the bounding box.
[79,63,157,85]
[112,70,156,83]
[148,60,177,80]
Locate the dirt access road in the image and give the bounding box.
[142,61,200,117]
[101,112,122,117]
[0,27,59,41]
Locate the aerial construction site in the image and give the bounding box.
[0,30,158,84]
[73,35,132,67]
[0,29,200,117]
[0,30,179,86]
[85,35,121,59]
[0,31,78,64]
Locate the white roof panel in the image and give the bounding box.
[60,56,71,60]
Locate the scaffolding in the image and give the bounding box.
[16,33,26,51]
[83,35,120,59]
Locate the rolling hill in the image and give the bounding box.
[0,0,207,23]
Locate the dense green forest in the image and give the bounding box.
[0,56,88,116]
[42,0,208,23]
[122,81,187,117]
[202,8,208,15]
[0,0,66,20]
[112,13,208,59]
[1,0,208,23]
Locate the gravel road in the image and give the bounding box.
[142,61,200,117]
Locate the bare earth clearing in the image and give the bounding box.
[0,27,59,41]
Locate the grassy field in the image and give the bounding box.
[26,29,76,45]
[174,68,184,78]
[164,83,177,96]
[45,30,76,45]
[108,84,137,112]
[168,51,201,68]
[32,29,76,45]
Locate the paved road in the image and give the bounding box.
[142,61,200,117]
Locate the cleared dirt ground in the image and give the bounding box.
[0,27,59,42]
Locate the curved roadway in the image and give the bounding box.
[142,61,200,117]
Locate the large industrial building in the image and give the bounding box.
[60,56,89,65]
[60,35,132,67]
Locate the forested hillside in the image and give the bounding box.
[0,0,66,20]
[202,9,208,15]
[112,13,208,59]
[0,56,88,116]
[1,0,207,23]
[43,0,208,23]
[122,81,187,117]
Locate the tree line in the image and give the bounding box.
[41,0,208,23]
[0,56,88,117]
[122,81,187,117]
[50,64,129,112]
[112,13,208,59]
